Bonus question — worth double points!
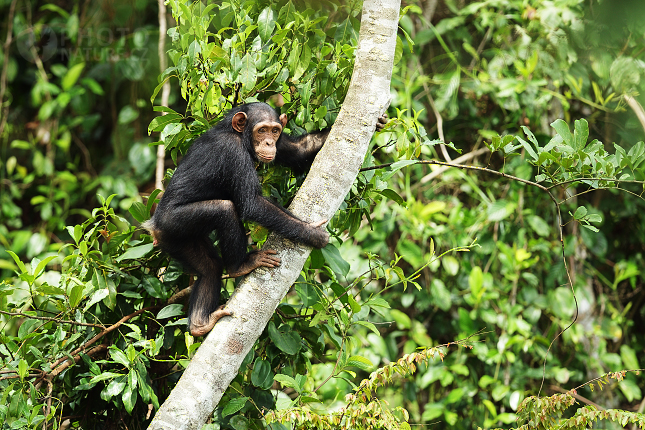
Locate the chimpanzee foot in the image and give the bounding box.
[189,306,232,336]
[376,113,388,131]
[227,250,281,277]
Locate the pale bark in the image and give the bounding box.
[148,0,400,428]
[155,0,171,191]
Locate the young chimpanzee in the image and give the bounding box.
[144,103,323,336]
[145,102,388,336]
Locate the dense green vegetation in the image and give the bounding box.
[1,0,644,429]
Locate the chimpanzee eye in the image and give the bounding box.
[259,127,266,133]
[273,127,280,134]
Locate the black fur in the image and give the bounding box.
[147,102,330,329]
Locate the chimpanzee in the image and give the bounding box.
[144,102,387,336]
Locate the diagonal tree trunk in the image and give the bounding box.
[149,0,400,428]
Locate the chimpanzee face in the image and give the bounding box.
[232,111,289,163]
[251,120,282,162]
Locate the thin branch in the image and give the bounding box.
[155,0,171,190]
[421,80,451,162]
[43,344,108,383]
[418,147,489,185]
[0,310,105,328]
[0,0,18,137]
[47,306,159,373]
[624,95,645,134]
[549,385,603,410]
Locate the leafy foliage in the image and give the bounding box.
[2,0,645,429]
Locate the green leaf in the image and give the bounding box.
[62,63,85,91]
[390,159,418,172]
[18,359,28,380]
[620,345,640,369]
[295,282,321,307]
[140,276,164,299]
[355,320,380,335]
[573,206,588,220]
[469,266,483,300]
[5,250,27,274]
[618,378,642,402]
[550,119,573,147]
[442,255,459,276]
[346,355,374,371]
[89,372,122,383]
[390,309,411,329]
[268,322,301,355]
[394,35,403,65]
[379,188,406,206]
[188,39,201,64]
[81,77,104,95]
[573,119,589,151]
[258,7,276,43]
[122,385,137,414]
[222,397,249,417]
[116,243,155,262]
[515,136,538,161]
[69,283,84,308]
[104,377,126,398]
[251,359,273,390]
[239,53,257,90]
[274,374,298,390]
[109,347,130,368]
[157,304,184,320]
[314,105,327,120]
[146,189,163,214]
[34,255,57,278]
[148,114,182,134]
[321,243,350,277]
[527,215,550,237]
[129,202,149,223]
[347,294,361,313]
[334,17,358,43]
[430,279,451,311]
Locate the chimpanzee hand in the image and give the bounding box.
[227,250,281,277]
[307,219,329,248]
[376,114,388,132]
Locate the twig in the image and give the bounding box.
[0,310,105,328]
[71,133,97,177]
[549,385,603,410]
[0,0,18,137]
[417,147,488,185]
[155,0,172,190]
[417,62,451,162]
[624,95,645,134]
[45,344,108,381]
[468,27,492,71]
[47,307,159,373]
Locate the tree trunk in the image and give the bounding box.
[148,0,400,428]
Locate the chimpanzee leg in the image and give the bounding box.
[150,200,281,335]
[162,199,281,276]
[175,236,231,336]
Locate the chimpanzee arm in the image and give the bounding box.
[253,196,328,248]
[275,129,330,172]
[237,194,328,248]
[225,152,329,248]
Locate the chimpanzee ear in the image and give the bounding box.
[232,112,247,133]
[279,114,288,128]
